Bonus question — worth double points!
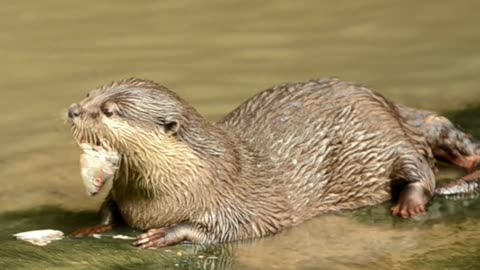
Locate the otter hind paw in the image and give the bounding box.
[391,202,426,218]
[391,182,429,218]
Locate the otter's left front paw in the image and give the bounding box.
[70,224,113,238]
[133,228,181,249]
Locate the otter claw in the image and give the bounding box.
[133,228,169,249]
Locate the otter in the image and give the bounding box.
[67,78,480,249]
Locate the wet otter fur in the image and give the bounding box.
[67,78,480,248]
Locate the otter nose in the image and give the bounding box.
[68,104,82,119]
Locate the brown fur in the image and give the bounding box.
[69,78,439,245]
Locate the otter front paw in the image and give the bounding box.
[391,182,429,218]
[70,224,113,238]
[133,228,184,249]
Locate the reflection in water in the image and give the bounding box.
[1,0,480,269]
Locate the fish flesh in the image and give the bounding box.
[13,229,64,246]
[79,143,120,196]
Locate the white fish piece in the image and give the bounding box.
[112,234,136,240]
[79,143,120,196]
[13,229,64,246]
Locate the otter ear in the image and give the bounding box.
[164,119,180,135]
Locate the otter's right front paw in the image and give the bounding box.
[70,224,113,238]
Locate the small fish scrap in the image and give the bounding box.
[13,230,64,246]
[79,143,120,196]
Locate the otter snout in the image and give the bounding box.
[68,104,83,119]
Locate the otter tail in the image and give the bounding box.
[435,170,480,197]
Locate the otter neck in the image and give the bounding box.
[112,114,254,199]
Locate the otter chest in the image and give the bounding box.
[112,189,186,230]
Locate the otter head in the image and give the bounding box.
[67,78,208,192]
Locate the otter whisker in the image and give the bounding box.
[123,154,130,191]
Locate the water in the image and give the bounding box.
[1,0,480,269]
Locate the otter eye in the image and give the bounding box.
[102,107,114,117]
[101,103,117,118]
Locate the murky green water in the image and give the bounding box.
[1,0,480,269]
